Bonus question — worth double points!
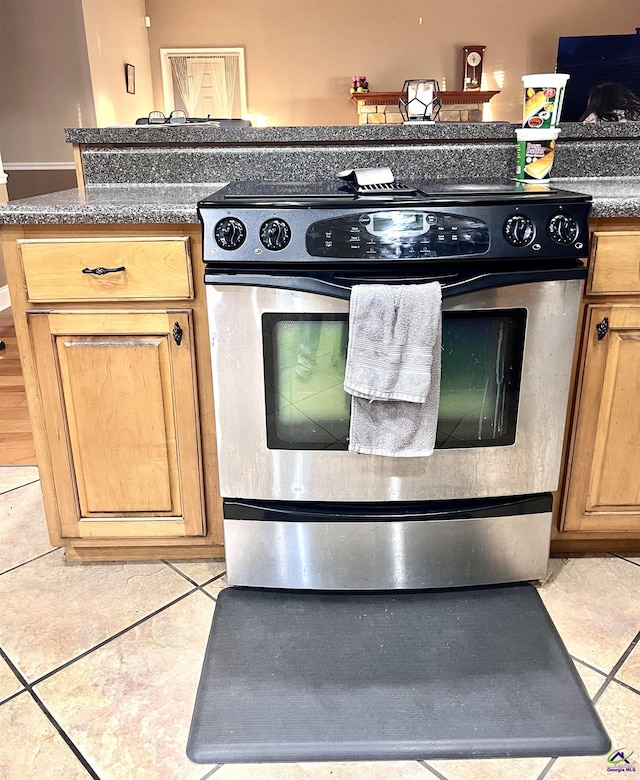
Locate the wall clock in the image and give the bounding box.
[462,46,486,91]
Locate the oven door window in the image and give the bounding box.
[263,310,526,450]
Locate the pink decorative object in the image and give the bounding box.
[350,75,370,94]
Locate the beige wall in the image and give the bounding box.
[0,0,96,290]
[82,0,154,126]
[0,0,96,163]
[146,0,640,126]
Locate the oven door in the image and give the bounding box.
[206,264,585,503]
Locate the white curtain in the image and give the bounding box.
[208,55,239,117]
[170,54,240,118]
[170,56,207,116]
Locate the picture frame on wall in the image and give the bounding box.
[125,63,135,94]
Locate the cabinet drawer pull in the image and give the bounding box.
[172,322,183,346]
[82,266,126,276]
[596,316,609,341]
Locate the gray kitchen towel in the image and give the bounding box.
[346,283,442,457]
[344,283,441,403]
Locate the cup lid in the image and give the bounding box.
[521,73,570,84]
[516,128,561,140]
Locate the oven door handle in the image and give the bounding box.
[204,264,587,300]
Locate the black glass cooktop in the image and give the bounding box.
[198,179,591,207]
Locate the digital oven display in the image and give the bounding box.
[371,212,426,235]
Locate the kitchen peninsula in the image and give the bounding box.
[1,122,640,562]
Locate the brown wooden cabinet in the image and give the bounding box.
[29,309,205,539]
[557,223,640,551]
[562,304,640,534]
[2,224,223,561]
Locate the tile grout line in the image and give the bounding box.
[164,560,202,587]
[3,562,224,693]
[569,654,608,677]
[0,645,29,691]
[534,756,558,780]
[199,587,219,603]
[163,560,227,587]
[30,587,198,688]
[0,477,40,496]
[0,688,25,706]
[0,646,101,779]
[592,628,640,706]
[30,689,102,780]
[162,560,226,601]
[0,546,59,578]
[199,764,222,779]
[612,553,640,568]
[611,676,640,697]
[418,760,450,779]
[569,653,612,701]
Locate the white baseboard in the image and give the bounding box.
[2,162,75,171]
[0,285,11,312]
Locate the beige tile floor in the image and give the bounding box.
[1,468,639,780]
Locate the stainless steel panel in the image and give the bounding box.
[223,513,552,589]
[207,279,583,502]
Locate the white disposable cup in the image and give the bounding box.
[522,74,570,128]
[515,128,561,180]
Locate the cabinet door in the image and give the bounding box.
[29,310,205,539]
[563,305,640,533]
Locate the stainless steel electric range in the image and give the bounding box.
[198,178,591,590]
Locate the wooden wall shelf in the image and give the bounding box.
[350,90,500,106]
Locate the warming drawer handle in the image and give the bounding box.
[82,265,126,276]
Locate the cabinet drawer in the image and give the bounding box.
[19,237,193,302]
[589,231,640,295]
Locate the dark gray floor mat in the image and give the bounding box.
[187,584,610,763]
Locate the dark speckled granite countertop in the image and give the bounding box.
[0,178,639,224]
[64,122,640,145]
[2,123,640,223]
[553,177,640,218]
[0,184,227,225]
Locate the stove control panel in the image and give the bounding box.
[306,211,490,259]
[200,202,590,263]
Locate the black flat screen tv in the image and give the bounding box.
[556,31,640,121]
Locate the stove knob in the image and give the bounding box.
[548,214,579,245]
[260,218,292,251]
[214,217,246,250]
[503,215,535,247]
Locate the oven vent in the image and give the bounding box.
[352,182,418,196]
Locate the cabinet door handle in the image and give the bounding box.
[172,322,183,346]
[82,266,126,275]
[596,316,609,341]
